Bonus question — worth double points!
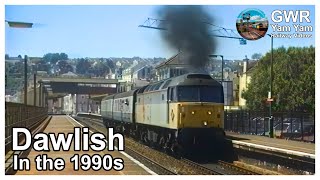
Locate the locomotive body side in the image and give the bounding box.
[135,81,171,128]
[101,73,226,154]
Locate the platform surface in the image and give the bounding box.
[15,115,153,175]
[226,132,315,155]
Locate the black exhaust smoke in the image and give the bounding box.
[157,6,216,71]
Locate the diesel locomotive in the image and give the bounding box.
[101,73,225,154]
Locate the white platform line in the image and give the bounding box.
[231,140,315,159]
[67,115,157,175]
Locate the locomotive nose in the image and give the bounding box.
[178,103,223,128]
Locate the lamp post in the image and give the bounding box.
[209,54,224,82]
[267,34,274,138]
[6,20,34,105]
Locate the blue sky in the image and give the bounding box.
[236,8,267,23]
[5,5,315,60]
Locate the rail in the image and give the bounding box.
[76,114,262,175]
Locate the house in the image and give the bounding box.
[155,52,189,81]
[238,57,257,107]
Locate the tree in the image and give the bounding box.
[90,61,109,77]
[243,46,315,113]
[43,52,69,64]
[76,58,91,74]
[106,59,115,73]
[251,53,262,60]
[60,53,68,60]
[57,60,73,74]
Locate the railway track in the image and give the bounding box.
[181,158,223,175]
[76,115,261,175]
[75,116,178,175]
[125,146,178,175]
[217,160,260,175]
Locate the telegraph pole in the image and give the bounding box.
[24,55,28,105]
[269,35,274,138]
[34,73,37,106]
[221,55,224,82]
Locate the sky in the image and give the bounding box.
[5,5,315,60]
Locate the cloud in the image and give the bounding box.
[250,15,261,21]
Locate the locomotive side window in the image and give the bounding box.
[170,88,174,101]
[168,87,177,101]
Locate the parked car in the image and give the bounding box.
[273,122,314,141]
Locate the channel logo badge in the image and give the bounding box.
[236,8,269,40]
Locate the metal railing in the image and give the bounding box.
[5,102,48,154]
[224,110,315,143]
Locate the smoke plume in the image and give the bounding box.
[157,6,216,71]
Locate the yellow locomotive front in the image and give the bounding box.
[167,75,225,151]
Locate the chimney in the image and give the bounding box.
[243,55,249,73]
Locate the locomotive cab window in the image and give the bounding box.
[168,87,177,102]
[177,85,223,103]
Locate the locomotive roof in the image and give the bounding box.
[167,73,222,87]
[102,89,138,100]
[102,73,222,100]
[138,73,222,93]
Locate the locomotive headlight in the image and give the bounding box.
[203,121,208,126]
[208,111,212,115]
[191,111,195,115]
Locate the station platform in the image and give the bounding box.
[226,132,315,159]
[13,115,154,175]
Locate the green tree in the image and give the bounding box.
[59,53,68,60]
[90,61,109,77]
[251,53,262,60]
[57,60,73,74]
[76,58,92,74]
[43,52,69,64]
[242,46,315,113]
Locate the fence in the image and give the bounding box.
[5,102,48,154]
[224,110,315,143]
